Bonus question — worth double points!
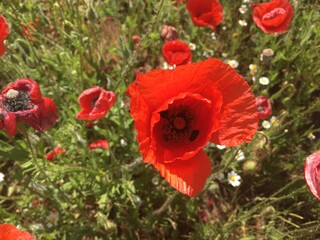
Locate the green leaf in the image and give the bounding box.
[0,139,29,161]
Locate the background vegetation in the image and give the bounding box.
[0,0,320,239]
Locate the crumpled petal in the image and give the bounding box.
[153,150,212,197]
[162,40,192,66]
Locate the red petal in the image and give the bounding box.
[153,150,212,197]
[0,15,10,40]
[304,151,320,201]
[38,97,58,131]
[88,140,109,150]
[4,112,17,138]
[162,40,192,66]
[2,79,42,103]
[126,83,156,164]
[0,40,6,57]
[76,86,116,120]
[0,224,34,240]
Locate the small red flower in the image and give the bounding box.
[0,224,34,240]
[252,0,294,34]
[162,40,192,66]
[132,35,140,47]
[256,96,272,119]
[76,86,116,121]
[127,58,258,197]
[161,25,179,41]
[44,146,66,161]
[0,79,58,137]
[186,0,223,31]
[88,140,109,150]
[22,18,39,41]
[304,151,320,201]
[0,15,10,57]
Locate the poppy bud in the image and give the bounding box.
[243,160,259,174]
[161,25,179,41]
[260,48,274,64]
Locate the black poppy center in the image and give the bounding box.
[2,90,33,112]
[159,105,200,143]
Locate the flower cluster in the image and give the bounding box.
[0,79,58,138]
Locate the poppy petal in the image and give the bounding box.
[38,97,58,131]
[0,224,34,240]
[4,112,17,138]
[153,150,212,197]
[304,151,320,201]
[0,41,6,57]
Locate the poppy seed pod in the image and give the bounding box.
[260,48,274,64]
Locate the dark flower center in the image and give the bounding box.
[159,105,199,143]
[2,90,33,112]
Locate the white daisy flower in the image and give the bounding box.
[46,212,59,228]
[249,64,257,73]
[120,138,127,146]
[188,42,196,51]
[238,20,248,26]
[228,171,241,187]
[239,5,248,14]
[0,172,4,183]
[243,0,251,3]
[308,133,316,140]
[262,120,271,129]
[235,150,245,161]
[226,60,239,68]
[222,52,228,58]
[211,32,217,40]
[162,62,169,70]
[259,77,270,85]
[216,144,226,150]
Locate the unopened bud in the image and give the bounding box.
[260,48,274,64]
[161,25,179,41]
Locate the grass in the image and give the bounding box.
[1,0,320,239]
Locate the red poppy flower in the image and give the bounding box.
[0,79,58,137]
[186,0,223,31]
[0,224,34,240]
[132,35,140,47]
[127,58,258,197]
[162,40,192,66]
[0,15,10,57]
[161,25,179,41]
[88,139,109,150]
[76,86,116,121]
[44,146,66,161]
[252,0,294,34]
[304,151,320,201]
[256,96,272,119]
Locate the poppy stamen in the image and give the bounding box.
[173,117,186,130]
[2,90,33,112]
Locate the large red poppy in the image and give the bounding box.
[186,0,223,31]
[162,40,192,66]
[252,0,294,34]
[0,224,34,240]
[0,15,10,57]
[304,151,320,201]
[0,79,58,137]
[127,58,258,197]
[76,86,116,120]
[256,96,272,119]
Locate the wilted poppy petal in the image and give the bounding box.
[0,224,34,240]
[154,150,212,197]
[304,151,320,201]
